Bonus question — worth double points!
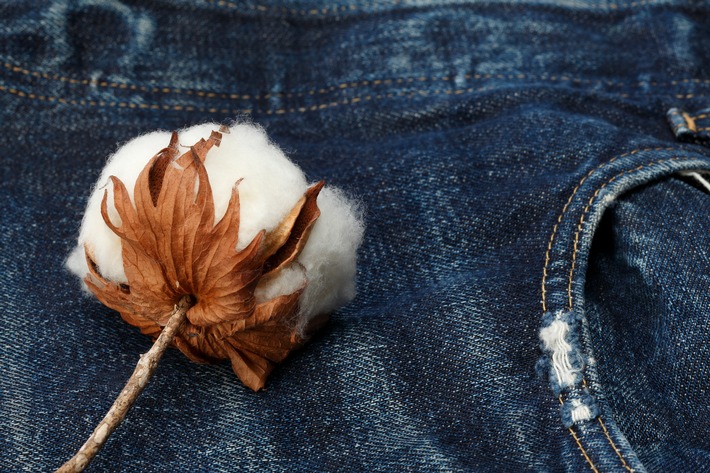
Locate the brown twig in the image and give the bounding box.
[56,295,192,473]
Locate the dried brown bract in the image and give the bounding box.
[84,129,325,391]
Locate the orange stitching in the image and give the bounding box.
[4,61,709,104]
[566,157,680,308]
[541,147,675,311]
[598,417,635,472]
[541,163,607,312]
[568,426,601,473]
[0,84,245,114]
[561,394,635,472]
[0,61,600,100]
[559,394,599,472]
[5,60,483,99]
[668,78,710,86]
[544,153,684,471]
[557,392,599,473]
[681,112,697,133]
[0,82,497,114]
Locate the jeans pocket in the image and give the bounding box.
[539,148,710,473]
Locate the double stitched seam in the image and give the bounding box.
[569,428,600,473]
[542,151,684,472]
[559,395,600,473]
[5,61,444,100]
[6,82,645,115]
[562,158,684,472]
[0,84,248,114]
[566,157,681,308]
[3,61,709,105]
[598,417,635,472]
[541,147,677,312]
[1,82,513,114]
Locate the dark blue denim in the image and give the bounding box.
[1,1,710,472]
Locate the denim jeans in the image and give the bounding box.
[1,1,709,472]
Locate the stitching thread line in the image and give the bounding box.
[0,81,652,115]
[541,147,676,312]
[583,380,634,471]
[3,61,709,104]
[598,417,635,472]
[544,153,696,472]
[569,428,599,473]
[0,82,474,114]
[559,394,634,472]
[560,157,683,472]
[558,395,599,472]
[566,157,680,308]
[1,79,705,119]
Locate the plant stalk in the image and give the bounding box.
[56,295,192,473]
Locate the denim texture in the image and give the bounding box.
[1,1,710,472]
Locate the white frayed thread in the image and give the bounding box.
[539,318,579,389]
[680,171,710,194]
[569,398,593,424]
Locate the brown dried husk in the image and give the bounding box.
[84,129,326,391]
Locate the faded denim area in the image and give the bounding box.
[1,1,710,472]
[585,176,710,473]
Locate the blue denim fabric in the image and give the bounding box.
[1,1,710,472]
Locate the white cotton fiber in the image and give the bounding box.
[66,122,364,325]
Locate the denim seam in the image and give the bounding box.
[562,159,691,472]
[566,423,600,473]
[554,155,710,472]
[4,80,678,117]
[566,157,682,309]
[597,417,635,473]
[540,147,678,313]
[2,80,707,120]
[3,60,709,103]
[1,82,507,115]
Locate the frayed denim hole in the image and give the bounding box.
[559,387,600,428]
[539,310,585,396]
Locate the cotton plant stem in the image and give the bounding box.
[56,295,192,473]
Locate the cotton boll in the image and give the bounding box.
[67,122,364,325]
[201,124,308,249]
[68,129,173,284]
[297,187,364,328]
